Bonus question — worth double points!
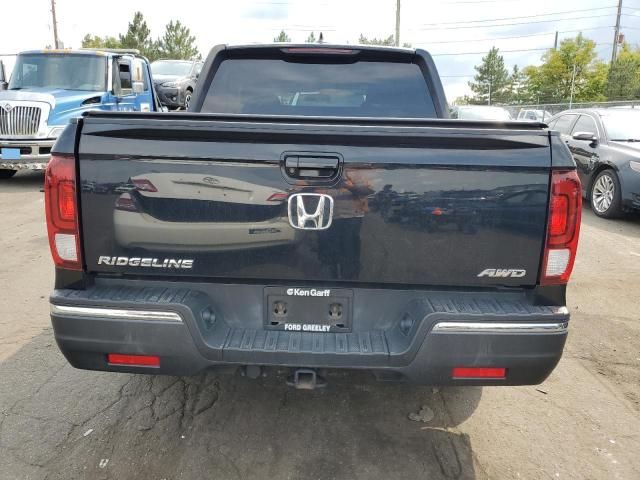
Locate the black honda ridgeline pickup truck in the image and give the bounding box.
[46,44,581,388]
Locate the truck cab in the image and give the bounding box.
[0,49,158,178]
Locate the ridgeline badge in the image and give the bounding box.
[98,256,193,269]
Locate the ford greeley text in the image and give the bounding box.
[97,256,194,269]
[286,288,331,297]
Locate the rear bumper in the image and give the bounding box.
[50,282,569,385]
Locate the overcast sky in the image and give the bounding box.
[2,0,639,100]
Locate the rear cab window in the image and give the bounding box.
[201,56,437,118]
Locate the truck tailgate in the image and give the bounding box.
[78,113,551,288]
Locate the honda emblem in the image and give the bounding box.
[288,193,334,230]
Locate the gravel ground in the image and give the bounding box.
[1,170,639,480]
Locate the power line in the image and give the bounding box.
[411,26,614,45]
[410,14,615,31]
[415,6,618,27]
[433,42,613,57]
[432,47,549,56]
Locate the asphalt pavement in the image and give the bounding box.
[1,170,639,480]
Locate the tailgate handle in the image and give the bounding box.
[284,156,340,179]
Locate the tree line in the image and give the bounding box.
[458,33,640,105]
[274,30,412,47]
[81,12,200,61]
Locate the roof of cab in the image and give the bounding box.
[19,49,140,57]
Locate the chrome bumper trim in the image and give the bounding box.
[1,162,48,170]
[50,304,183,323]
[432,321,568,335]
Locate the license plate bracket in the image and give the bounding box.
[263,286,352,333]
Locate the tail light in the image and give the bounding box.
[540,169,582,285]
[131,178,157,192]
[115,193,141,212]
[267,192,288,202]
[45,154,82,270]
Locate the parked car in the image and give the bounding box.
[450,105,513,121]
[548,108,640,218]
[517,109,553,122]
[0,49,159,178]
[0,60,7,90]
[151,59,203,110]
[47,44,579,389]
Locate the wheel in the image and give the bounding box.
[184,90,193,109]
[0,169,17,179]
[590,169,622,218]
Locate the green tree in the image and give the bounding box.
[606,43,640,100]
[81,34,121,49]
[506,65,527,103]
[358,34,411,48]
[468,47,510,104]
[523,34,607,103]
[274,30,291,42]
[358,34,395,46]
[306,32,317,43]
[157,20,201,60]
[119,12,153,54]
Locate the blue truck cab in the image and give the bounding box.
[0,49,158,178]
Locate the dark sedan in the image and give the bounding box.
[150,59,203,110]
[548,109,640,218]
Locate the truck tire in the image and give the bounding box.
[0,169,17,179]
[590,169,622,219]
[185,89,193,109]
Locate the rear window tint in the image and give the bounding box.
[201,59,436,118]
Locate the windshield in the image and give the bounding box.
[202,59,436,118]
[601,111,640,141]
[458,107,512,121]
[8,54,106,91]
[151,61,192,76]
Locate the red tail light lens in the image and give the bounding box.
[267,192,288,202]
[131,178,157,192]
[115,193,141,212]
[540,169,582,285]
[45,154,82,270]
[283,48,357,55]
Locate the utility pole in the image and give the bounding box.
[395,0,401,47]
[50,0,60,49]
[553,31,558,50]
[569,64,577,109]
[611,0,623,65]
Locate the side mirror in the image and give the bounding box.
[572,131,598,143]
[114,61,133,97]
